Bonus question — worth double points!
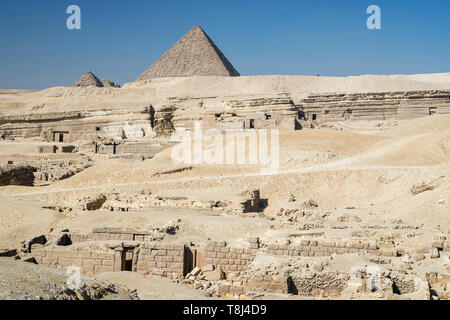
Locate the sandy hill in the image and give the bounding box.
[0,73,450,116]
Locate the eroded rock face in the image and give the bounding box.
[154,105,176,137]
[0,165,35,186]
[298,90,450,121]
[0,106,155,141]
[170,94,298,131]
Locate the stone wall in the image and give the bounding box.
[136,243,185,276]
[71,228,157,242]
[28,232,446,298]
[262,239,397,258]
[245,274,292,294]
[203,240,258,274]
[32,242,185,276]
[32,248,116,275]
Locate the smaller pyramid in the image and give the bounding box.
[74,71,104,87]
[101,79,121,88]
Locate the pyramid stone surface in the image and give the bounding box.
[137,25,240,81]
[74,71,104,87]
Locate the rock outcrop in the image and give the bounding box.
[298,90,450,121]
[0,165,35,186]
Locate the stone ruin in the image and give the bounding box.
[14,229,449,300]
[2,183,447,300]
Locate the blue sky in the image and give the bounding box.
[1,0,450,89]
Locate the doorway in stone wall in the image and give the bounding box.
[150,106,155,128]
[122,249,134,271]
[184,247,194,276]
[183,246,204,276]
[53,131,69,142]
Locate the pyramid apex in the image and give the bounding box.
[189,25,207,35]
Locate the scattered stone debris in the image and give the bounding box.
[338,214,362,223]
[288,193,296,202]
[302,199,319,209]
[42,205,73,216]
[154,219,182,235]
[411,183,437,195]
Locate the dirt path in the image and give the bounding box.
[7,164,430,197]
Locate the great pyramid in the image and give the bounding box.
[137,25,240,81]
[74,71,104,87]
